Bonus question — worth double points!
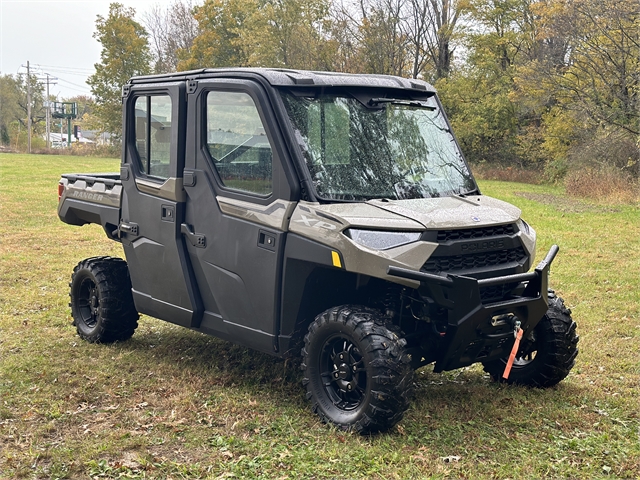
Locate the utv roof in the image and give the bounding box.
[128,68,436,93]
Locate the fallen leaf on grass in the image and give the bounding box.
[410,454,429,464]
[441,455,461,463]
[221,450,234,460]
[135,402,149,410]
[277,449,291,459]
[215,473,236,479]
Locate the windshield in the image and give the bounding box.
[280,91,476,201]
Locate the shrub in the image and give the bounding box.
[471,163,543,184]
[30,143,120,158]
[564,167,639,203]
[69,143,121,158]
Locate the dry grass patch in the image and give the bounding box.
[564,168,639,204]
[471,164,543,184]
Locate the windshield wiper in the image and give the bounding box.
[453,187,480,198]
[368,98,436,110]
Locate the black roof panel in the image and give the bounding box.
[128,68,436,93]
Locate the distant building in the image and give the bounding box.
[46,132,95,148]
[79,130,114,145]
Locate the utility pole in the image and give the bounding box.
[26,61,32,153]
[47,73,51,150]
[41,74,58,149]
[46,74,50,149]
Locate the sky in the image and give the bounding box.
[0,0,177,99]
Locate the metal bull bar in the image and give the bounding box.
[388,245,559,372]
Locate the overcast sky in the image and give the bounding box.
[0,0,177,98]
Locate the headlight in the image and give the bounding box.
[344,229,422,250]
[517,218,535,236]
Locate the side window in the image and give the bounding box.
[134,95,172,179]
[206,91,272,195]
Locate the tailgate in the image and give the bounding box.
[58,173,122,239]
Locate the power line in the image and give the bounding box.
[58,77,91,90]
[34,65,93,94]
[56,84,92,95]
[34,63,94,73]
[38,69,93,77]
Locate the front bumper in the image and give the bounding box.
[388,245,559,372]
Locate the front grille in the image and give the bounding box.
[422,247,527,274]
[422,222,527,302]
[479,283,518,302]
[436,224,516,242]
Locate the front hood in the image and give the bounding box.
[310,195,521,230]
[288,196,528,285]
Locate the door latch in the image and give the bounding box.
[114,221,139,239]
[181,223,206,248]
[162,204,175,222]
[258,229,276,251]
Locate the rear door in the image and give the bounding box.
[119,82,201,327]
[183,78,297,353]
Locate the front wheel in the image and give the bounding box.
[483,291,579,387]
[301,305,413,434]
[69,257,139,343]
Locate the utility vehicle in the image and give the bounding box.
[58,68,578,433]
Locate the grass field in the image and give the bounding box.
[1,153,639,479]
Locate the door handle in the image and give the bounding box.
[181,223,206,248]
[113,221,139,239]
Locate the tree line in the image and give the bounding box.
[2,0,638,181]
[0,72,95,149]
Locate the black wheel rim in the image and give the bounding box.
[319,334,367,411]
[511,332,539,368]
[77,277,100,328]
[513,350,538,366]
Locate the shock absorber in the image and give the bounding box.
[383,284,404,324]
[382,285,399,323]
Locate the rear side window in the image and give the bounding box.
[206,91,272,196]
[134,95,172,179]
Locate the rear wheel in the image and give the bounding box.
[301,305,413,434]
[70,257,139,343]
[483,291,578,387]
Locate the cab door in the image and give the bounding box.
[120,82,201,327]
[182,79,296,353]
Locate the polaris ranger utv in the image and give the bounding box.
[58,68,578,434]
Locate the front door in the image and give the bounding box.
[120,82,201,327]
[183,79,296,353]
